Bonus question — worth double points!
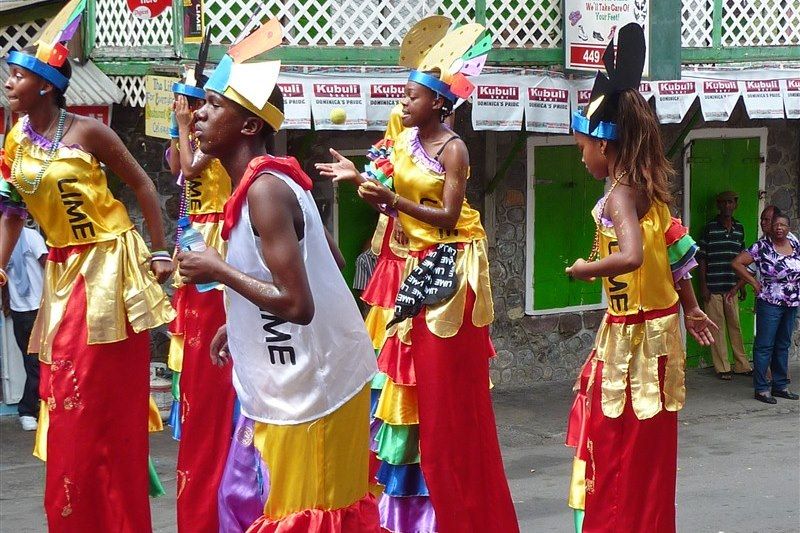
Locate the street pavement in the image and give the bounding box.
[1,362,798,532]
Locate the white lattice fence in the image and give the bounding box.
[721,0,800,47]
[681,0,714,47]
[487,0,561,48]
[0,19,47,57]
[205,0,475,47]
[94,0,173,48]
[110,75,147,107]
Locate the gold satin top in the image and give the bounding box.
[3,120,175,363]
[181,145,231,215]
[386,129,493,340]
[3,121,133,248]
[370,214,409,259]
[391,128,485,252]
[596,201,679,315]
[592,201,686,420]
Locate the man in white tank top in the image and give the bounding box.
[176,42,380,531]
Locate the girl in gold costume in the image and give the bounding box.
[565,24,716,533]
[0,2,175,530]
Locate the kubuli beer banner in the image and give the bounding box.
[783,79,800,119]
[741,79,784,119]
[189,69,799,133]
[278,76,313,130]
[471,75,524,131]
[697,79,740,122]
[308,78,368,130]
[364,77,407,131]
[654,79,697,124]
[524,76,571,134]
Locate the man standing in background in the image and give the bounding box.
[698,190,753,380]
[5,226,47,430]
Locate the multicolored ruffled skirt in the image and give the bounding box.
[371,241,519,533]
[217,385,380,532]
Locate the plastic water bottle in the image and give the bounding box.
[178,216,219,292]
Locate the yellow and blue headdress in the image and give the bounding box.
[172,32,211,100]
[7,0,86,92]
[400,16,492,103]
[204,18,284,131]
[571,23,646,141]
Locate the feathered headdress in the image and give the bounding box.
[204,18,284,131]
[172,32,211,100]
[7,0,86,92]
[400,16,492,102]
[571,23,646,140]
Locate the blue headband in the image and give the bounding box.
[408,70,457,103]
[571,111,618,140]
[7,51,69,92]
[171,82,206,100]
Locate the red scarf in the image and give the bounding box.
[221,155,313,240]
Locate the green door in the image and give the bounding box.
[532,145,604,311]
[687,137,760,367]
[336,155,378,291]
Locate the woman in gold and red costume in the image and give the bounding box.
[317,17,519,533]
[0,3,175,530]
[564,24,717,533]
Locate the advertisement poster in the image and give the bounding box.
[472,75,524,131]
[183,0,204,43]
[741,80,785,119]
[654,79,696,123]
[782,78,800,119]
[144,75,178,139]
[697,80,740,122]
[524,77,570,134]
[564,0,650,76]
[309,79,367,130]
[365,80,405,131]
[278,77,313,130]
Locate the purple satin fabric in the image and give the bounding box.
[379,493,438,533]
[217,415,269,532]
[369,417,382,453]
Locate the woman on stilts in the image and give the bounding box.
[564,23,717,533]
[164,35,237,533]
[316,16,519,533]
[0,1,175,531]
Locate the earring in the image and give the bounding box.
[39,89,47,96]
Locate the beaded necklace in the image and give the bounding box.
[12,109,67,195]
[588,169,627,261]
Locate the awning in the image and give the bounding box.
[0,0,64,13]
[0,59,124,107]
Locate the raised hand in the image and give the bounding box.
[315,148,360,184]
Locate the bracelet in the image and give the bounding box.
[391,193,400,208]
[150,256,173,263]
[0,268,7,287]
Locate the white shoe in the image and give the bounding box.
[19,416,38,431]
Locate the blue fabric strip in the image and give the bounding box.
[571,111,617,140]
[7,51,69,91]
[408,70,457,102]
[172,82,206,100]
[376,462,429,496]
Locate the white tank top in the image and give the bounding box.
[225,169,377,424]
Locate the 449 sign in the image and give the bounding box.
[564,0,650,76]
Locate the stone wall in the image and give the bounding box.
[110,101,799,387]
